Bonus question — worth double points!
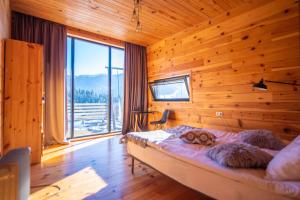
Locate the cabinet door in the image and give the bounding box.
[4,39,43,164]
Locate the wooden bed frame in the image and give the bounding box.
[127,141,295,200]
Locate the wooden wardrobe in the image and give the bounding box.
[3,39,43,164]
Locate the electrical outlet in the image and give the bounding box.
[216,112,223,117]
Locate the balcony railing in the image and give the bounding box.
[67,103,122,137]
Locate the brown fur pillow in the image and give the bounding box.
[179,129,216,146]
[207,143,273,168]
[238,129,285,150]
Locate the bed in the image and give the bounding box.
[126,129,300,200]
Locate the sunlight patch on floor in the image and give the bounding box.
[30,166,108,200]
[42,136,114,162]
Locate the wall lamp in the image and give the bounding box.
[253,79,300,91]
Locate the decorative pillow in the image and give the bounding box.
[206,143,273,168]
[179,129,216,146]
[266,135,300,181]
[238,129,285,150]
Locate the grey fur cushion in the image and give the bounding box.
[238,129,285,150]
[206,143,273,168]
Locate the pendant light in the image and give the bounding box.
[131,0,142,32]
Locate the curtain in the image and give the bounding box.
[122,42,148,134]
[11,12,66,145]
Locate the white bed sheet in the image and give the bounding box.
[127,129,300,199]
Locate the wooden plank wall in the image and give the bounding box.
[0,0,11,156]
[147,0,300,140]
[67,27,125,48]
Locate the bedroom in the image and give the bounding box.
[0,0,299,199]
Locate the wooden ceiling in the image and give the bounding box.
[11,0,265,46]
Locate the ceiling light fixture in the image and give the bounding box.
[132,0,142,32]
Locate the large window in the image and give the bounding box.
[66,36,124,138]
[149,75,190,101]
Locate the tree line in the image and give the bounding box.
[69,89,121,103]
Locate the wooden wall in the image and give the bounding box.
[147,0,300,140]
[67,27,125,48]
[0,0,10,156]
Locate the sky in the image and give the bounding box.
[67,37,124,76]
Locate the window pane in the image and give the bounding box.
[66,37,72,138]
[73,39,109,137]
[150,76,190,101]
[111,48,124,132]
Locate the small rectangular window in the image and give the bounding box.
[149,75,190,101]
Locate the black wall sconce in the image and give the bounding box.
[253,79,300,91]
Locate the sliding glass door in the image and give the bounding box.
[111,48,124,132]
[66,36,124,138]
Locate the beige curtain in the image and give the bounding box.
[12,12,66,145]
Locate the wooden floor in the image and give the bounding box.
[30,136,212,200]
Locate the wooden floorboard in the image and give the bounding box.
[30,136,213,200]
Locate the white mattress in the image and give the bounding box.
[127,129,300,199]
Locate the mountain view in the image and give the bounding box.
[67,74,124,103]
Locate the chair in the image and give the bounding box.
[150,110,170,129]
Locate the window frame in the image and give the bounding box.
[66,35,124,139]
[149,75,190,102]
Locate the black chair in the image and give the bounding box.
[150,110,170,129]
